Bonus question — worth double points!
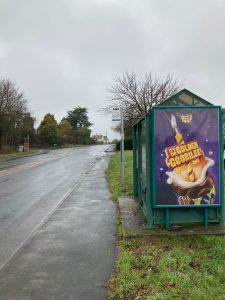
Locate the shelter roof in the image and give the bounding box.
[157,88,213,107]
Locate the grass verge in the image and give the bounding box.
[106,150,133,200]
[107,151,225,300]
[0,149,39,159]
[0,144,88,159]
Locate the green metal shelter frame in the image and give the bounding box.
[133,89,224,228]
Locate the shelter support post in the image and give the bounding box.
[133,126,138,198]
[145,114,154,228]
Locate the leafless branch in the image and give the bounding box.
[104,72,182,136]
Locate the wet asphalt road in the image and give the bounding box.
[0,145,113,271]
[0,145,117,300]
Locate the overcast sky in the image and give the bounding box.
[0,0,225,139]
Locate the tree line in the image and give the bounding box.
[0,79,35,150]
[37,107,92,146]
[0,78,93,150]
[0,72,181,150]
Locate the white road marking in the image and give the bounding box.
[0,157,60,177]
[0,174,82,272]
[0,147,110,272]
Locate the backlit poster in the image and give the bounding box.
[153,107,221,206]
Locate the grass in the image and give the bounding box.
[0,143,88,159]
[0,149,39,159]
[107,150,225,300]
[106,150,133,200]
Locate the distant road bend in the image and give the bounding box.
[0,145,110,271]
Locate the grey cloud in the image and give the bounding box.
[0,0,225,139]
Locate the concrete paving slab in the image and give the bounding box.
[0,154,117,300]
[119,196,225,238]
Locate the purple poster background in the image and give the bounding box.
[154,107,220,206]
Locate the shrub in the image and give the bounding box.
[116,138,133,151]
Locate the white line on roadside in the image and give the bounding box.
[0,157,59,177]
[0,177,81,273]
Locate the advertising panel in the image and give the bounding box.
[153,107,221,207]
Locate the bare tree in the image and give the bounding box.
[106,72,182,136]
[0,79,34,149]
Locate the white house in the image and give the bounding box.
[92,134,109,144]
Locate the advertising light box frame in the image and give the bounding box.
[151,106,223,209]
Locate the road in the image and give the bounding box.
[0,145,112,271]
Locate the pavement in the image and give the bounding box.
[119,196,225,237]
[0,145,117,300]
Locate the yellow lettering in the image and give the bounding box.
[169,148,175,157]
[175,156,181,166]
[169,158,176,168]
[175,146,181,154]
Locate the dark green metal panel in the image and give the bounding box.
[153,207,219,225]
[145,113,154,227]
[137,122,142,206]
[132,125,138,198]
[140,120,147,216]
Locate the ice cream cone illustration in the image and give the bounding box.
[187,161,195,182]
[171,115,195,182]
[171,114,184,144]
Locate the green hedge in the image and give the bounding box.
[116,138,133,151]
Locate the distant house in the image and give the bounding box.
[92,134,109,144]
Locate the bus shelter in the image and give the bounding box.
[133,89,224,228]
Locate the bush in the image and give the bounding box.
[116,138,133,151]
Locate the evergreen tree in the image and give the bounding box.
[66,107,92,129]
[74,127,91,145]
[58,119,73,143]
[64,107,93,144]
[37,113,59,145]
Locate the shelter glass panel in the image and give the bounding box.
[178,93,193,105]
